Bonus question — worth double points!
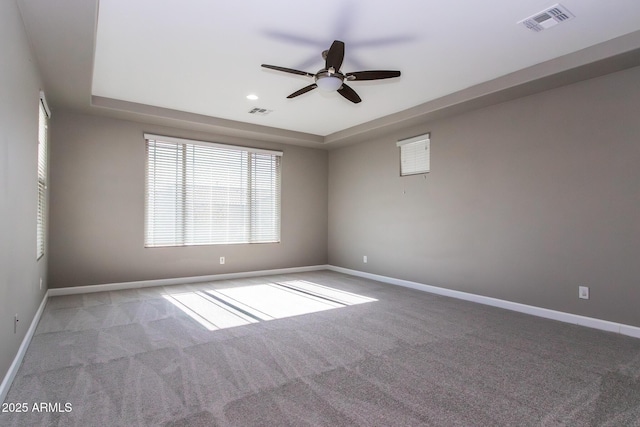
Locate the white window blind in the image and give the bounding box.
[37,92,50,259]
[397,133,430,176]
[144,134,282,247]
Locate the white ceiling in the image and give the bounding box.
[91,0,640,136]
[15,0,640,145]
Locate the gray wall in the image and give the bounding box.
[48,112,328,288]
[329,66,640,327]
[0,0,49,387]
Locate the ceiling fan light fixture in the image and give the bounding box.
[315,75,343,92]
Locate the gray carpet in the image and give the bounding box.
[2,271,639,426]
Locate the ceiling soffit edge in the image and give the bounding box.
[90,96,324,147]
[87,30,640,149]
[324,30,640,148]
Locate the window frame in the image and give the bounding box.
[144,133,282,248]
[37,91,50,260]
[397,133,430,176]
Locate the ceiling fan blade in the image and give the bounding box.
[346,70,401,81]
[287,84,318,98]
[337,84,361,104]
[261,64,314,77]
[325,40,345,71]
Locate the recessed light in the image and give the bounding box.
[246,94,259,100]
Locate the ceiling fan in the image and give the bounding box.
[261,40,401,104]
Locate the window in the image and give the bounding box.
[37,91,50,259]
[144,134,282,247]
[397,133,430,176]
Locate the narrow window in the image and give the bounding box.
[37,92,50,259]
[144,134,282,247]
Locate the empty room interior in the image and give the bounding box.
[2,0,640,425]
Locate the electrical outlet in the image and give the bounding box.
[220,256,225,265]
[14,314,19,334]
[363,255,367,263]
[579,286,589,300]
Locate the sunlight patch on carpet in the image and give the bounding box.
[164,280,377,331]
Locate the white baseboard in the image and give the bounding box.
[1,290,49,404]
[48,265,330,296]
[327,265,640,339]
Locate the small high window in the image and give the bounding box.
[397,133,430,176]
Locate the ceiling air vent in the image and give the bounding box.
[248,107,273,116]
[519,3,574,32]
